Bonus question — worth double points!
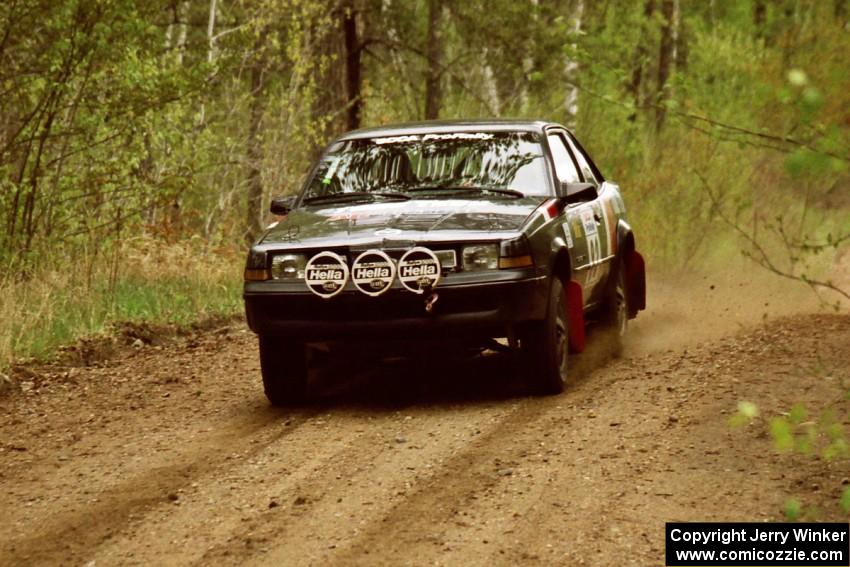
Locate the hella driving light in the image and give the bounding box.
[271,254,307,279]
[351,249,395,296]
[398,247,442,293]
[304,251,349,298]
[462,244,499,271]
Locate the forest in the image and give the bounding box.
[1,0,848,370]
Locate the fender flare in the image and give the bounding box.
[615,219,634,255]
[616,220,646,317]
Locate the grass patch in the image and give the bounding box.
[0,236,243,371]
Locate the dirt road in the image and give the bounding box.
[2,275,849,566]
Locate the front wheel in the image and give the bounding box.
[258,335,308,406]
[519,278,570,395]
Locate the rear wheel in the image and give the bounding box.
[519,278,569,395]
[599,257,628,356]
[258,335,308,406]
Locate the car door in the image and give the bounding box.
[564,132,619,303]
[545,131,598,296]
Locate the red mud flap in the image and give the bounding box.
[625,250,646,317]
[565,280,585,353]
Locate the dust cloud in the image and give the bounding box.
[626,259,842,356]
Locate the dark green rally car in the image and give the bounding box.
[244,120,645,405]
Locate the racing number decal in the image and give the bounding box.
[585,195,620,286]
[581,207,603,287]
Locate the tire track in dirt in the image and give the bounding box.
[422,314,850,567]
[78,342,617,566]
[321,400,561,567]
[90,409,375,566]
[83,355,528,566]
[304,406,541,566]
[318,345,627,567]
[197,404,521,566]
[2,408,318,565]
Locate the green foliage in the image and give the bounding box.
[783,498,803,522]
[769,417,796,452]
[1,0,849,366]
[767,406,847,460]
[729,400,759,427]
[841,488,850,514]
[733,394,849,518]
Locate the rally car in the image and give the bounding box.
[243,120,645,405]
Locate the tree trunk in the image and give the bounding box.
[836,0,848,24]
[424,0,443,120]
[654,0,676,134]
[176,1,189,66]
[753,0,771,45]
[674,0,687,71]
[199,0,217,125]
[627,0,655,122]
[311,10,347,156]
[482,53,502,116]
[754,0,766,30]
[563,0,584,127]
[343,1,362,130]
[519,0,539,114]
[207,0,217,64]
[245,39,267,242]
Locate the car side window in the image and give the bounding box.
[565,136,598,186]
[546,133,581,184]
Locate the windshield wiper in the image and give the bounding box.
[407,186,525,199]
[303,191,410,205]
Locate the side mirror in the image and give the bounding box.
[558,182,597,205]
[270,195,297,216]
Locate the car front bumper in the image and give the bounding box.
[243,274,548,341]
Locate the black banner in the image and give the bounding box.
[666,523,849,566]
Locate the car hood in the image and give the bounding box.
[261,197,544,248]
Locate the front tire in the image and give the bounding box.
[258,335,308,406]
[519,278,570,395]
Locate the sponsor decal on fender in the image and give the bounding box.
[562,222,574,248]
[351,249,396,296]
[304,251,349,299]
[398,247,441,294]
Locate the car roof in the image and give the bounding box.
[339,119,556,140]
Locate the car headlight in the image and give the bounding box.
[434,249,457,271]
[271,254,307,279]
[462,244,499,271]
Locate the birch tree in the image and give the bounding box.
[563,0,583,127]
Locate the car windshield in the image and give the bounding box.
[302,131,550,201]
